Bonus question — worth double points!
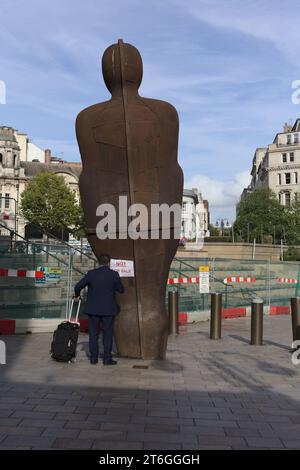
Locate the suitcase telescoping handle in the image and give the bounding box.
[67,298,81,324]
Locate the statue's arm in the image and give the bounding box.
[75,108,99,167]
[75,110,88,163]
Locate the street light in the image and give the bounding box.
[215,218,231,236]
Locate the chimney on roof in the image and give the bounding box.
[283,122,293,133]
[45,149,51,164]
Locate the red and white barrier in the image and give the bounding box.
[170,275,298,285]
[278,277,297,284]
[168,277,199,285]
[224,276,255,284]
[224,276,297,284]
[0,268,44,279]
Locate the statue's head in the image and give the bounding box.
[102,40,143,95]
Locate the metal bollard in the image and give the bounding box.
[168,290,179,335]
[291,297,300,341]
[210,292,222,340]
[250,298,264,345]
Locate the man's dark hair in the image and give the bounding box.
[98,253,111,265]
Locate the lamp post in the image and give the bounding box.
[215,218,231,237]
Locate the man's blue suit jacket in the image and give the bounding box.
[74,266,125,316]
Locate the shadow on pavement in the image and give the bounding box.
[1,317,300,450]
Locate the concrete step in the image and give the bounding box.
[0,285,63,302]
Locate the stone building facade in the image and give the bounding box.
[181,188,209,242]
[0,126,81,239]
[241,119,300,206]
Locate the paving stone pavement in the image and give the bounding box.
[0,315,300,449]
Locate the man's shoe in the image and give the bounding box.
[90,358,98,365]
[103,360,117,366]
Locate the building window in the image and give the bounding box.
[285,173,291,184]
[290,152,295,162]
[278,174,281,185]
[278,193,282,203]
[282,153,287,163]
[5,193,9,209]
[287,134,292,145]
[294,134,299,144]
[285,192,291,206]
[295,172,298,184]
[0,154,2,164]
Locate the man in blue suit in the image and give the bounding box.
[74,254,125,365]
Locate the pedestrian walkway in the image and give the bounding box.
[0,315,300,449]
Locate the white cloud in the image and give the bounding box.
[186,170,251,221]
[184,0,300,65]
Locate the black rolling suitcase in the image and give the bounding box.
[50,298,81,363]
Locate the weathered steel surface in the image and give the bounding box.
[76,40,183,359]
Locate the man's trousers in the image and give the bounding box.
[88,315,115,362]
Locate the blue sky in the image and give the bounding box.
[1,0,300,221]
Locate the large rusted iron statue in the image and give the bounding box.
[76,40,183,359]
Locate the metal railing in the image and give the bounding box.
[168,257,300,313]
[0,243,299,319]
[0,223,89,320]
[21,221,97,266]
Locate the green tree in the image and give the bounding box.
[284,193,300,245]
[20,172,83,236]
[283,246,300,261]
[234,187,287,243]
[208,224,220,237]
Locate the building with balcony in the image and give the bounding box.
[241,120,300,206]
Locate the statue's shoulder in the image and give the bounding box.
[139,97,178,123]
[76,101,111,129]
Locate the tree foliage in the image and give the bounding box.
[284,194,300,245]
[234,187,287,243]
[208,224,220,236]
[20,172,83,236]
